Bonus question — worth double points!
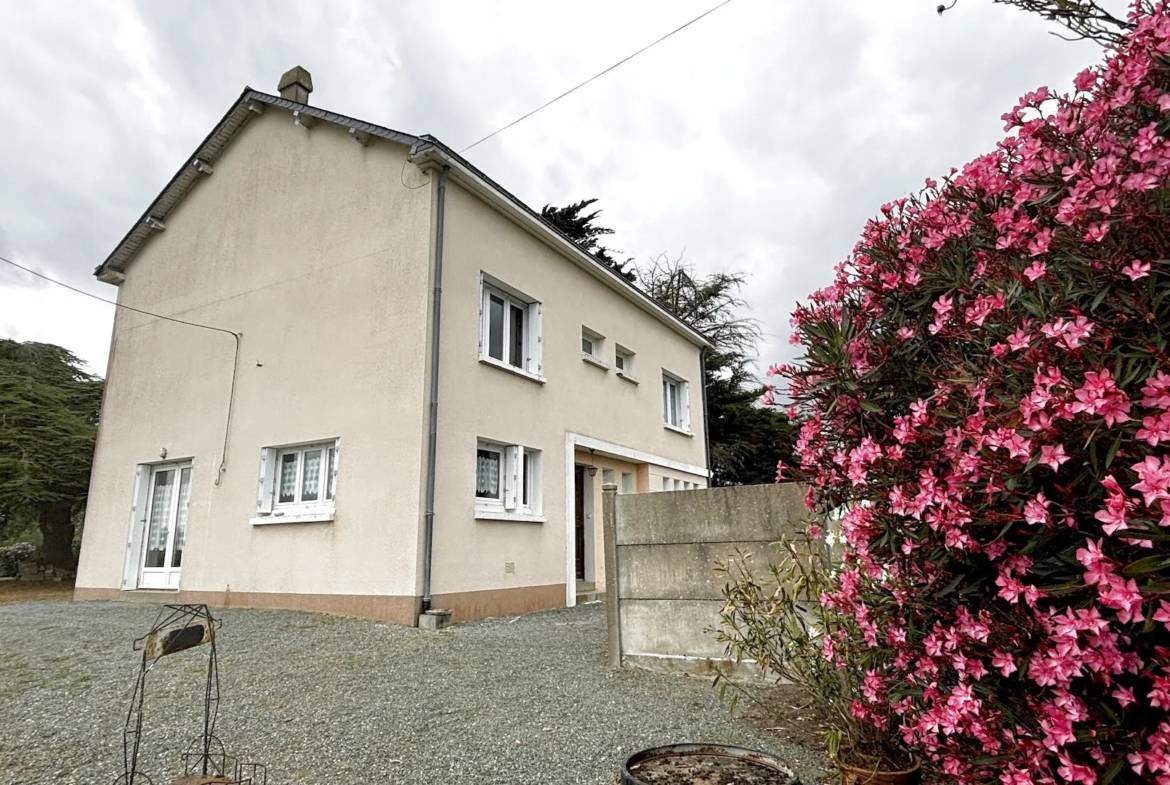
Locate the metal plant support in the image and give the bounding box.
[114,604,266,785]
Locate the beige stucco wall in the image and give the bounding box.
[76,110,434,599]
[427,180,708,600]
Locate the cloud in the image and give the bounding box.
[0,0,1109,377]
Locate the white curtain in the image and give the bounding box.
[476,450,500,497]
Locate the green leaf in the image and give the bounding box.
[1106,431,1124,469]
[1123,555,1168,575]
[1102,755,1126,785]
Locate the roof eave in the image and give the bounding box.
[94,89,421,283]
[409,142,712,350]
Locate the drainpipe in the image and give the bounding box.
[421,165,450,612]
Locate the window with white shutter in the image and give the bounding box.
[252,439,339,524]
[475,439,542,520]
[479,275,543,380]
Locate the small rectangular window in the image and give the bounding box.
[615,345,635,379]
[621,472,634,494]
[581,327,606,367]
[662,371,689,431]
[602,468,615,486]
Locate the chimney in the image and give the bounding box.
[277,66,313,104]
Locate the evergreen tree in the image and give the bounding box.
[0,340,103,567]
[541,198,637,282]
[638,255,797,486]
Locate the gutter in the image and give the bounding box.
[421,165,450,613]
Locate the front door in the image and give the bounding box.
[139,463,192,590]
[574,466,586,581]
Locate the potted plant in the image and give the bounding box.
[716,524,920,784]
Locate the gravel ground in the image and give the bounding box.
[0,600,825,784]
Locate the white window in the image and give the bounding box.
[615,345,636,381]
[476,439,542,520]
[582,327,607,368]
[621,472,635,494]
[481,277,542,377]
[662,371,690,432]
[254,440,338,524]
[602,468,615,486]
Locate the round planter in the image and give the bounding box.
[840,757,921,785]
[622,743,798,785]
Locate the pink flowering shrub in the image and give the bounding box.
[773,4,1170,782]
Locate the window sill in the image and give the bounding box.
[664,423,693,437]
[251,508,336,526]
[479,356,546,384]
[582,354,609,370]
[475,508,547,523]
[616,370,639,385]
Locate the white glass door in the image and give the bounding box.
[139,463,191,590]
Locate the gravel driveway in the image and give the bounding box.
[0,600,823,784]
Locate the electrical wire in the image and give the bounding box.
[0,252,241,485]
[458,0,734,154]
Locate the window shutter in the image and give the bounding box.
[531,302,543,375]
[477,281,486,357]
[257,448,278,513]
[504,445,521,511]
[683,382,691,431]
[123,465,151,589]
[330,443,339,500]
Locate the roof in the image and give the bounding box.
[94,89,712,349]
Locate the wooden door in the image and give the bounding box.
[574,465,586,581]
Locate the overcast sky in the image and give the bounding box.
[0,0,1106,377]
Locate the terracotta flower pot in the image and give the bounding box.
[840,757,921,785]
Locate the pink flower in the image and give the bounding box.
[1028,228,1054,256]
[1122,259,1152,280]
[1142,371,1170,410]
[1131,455,1170,506]
[1084,221,1110,242]
[1137,412,1170,446]
[1039,444,1070,471]
[1098,574,1145,624]
[1007,327,1033,351]
[1074,67,1098,92]
[1154,600,1170,631]
[1024,492,1052,527]
[1023,260,1048,281]
[1071,368,1131,426]
[991,650,1018,677]
[1113,686,1136,708]
[1076,539,1117,586]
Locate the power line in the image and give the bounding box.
[0,253,241,485]
[458,0,734,154]
[0,253,237,339]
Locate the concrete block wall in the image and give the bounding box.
[602,482,811,676]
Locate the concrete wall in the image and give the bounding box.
[76,109,434,609]
[603,482,811,675]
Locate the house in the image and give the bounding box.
[74,67,710,625]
